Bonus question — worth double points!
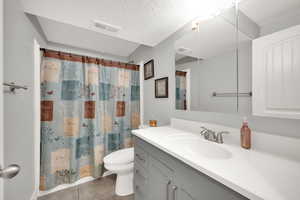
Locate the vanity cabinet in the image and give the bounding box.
[134,137,248,200]
[253,24,300,119]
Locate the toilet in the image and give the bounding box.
[103,147,134,196]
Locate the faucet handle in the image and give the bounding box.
[216,131,229,144]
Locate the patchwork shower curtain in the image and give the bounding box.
[176,71,187,110]
[40,50,140,190]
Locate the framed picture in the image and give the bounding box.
[144,59,154,80]
[155,77,168,98]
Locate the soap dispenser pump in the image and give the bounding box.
[241,117,251,149]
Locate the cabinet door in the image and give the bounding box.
[148,156,174,200]
[253,24,300,119]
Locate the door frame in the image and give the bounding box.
[33,39,41,200]
[182,68,191,111]
[0,0,4,199]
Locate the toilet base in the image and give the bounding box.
[115,172,133,196]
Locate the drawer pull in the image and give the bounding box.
[135,153,145,163]
[166,180,171,200]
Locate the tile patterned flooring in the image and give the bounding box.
[38,176,134,200]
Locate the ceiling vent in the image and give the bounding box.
[93,20,122,32]
[176,56,202,65]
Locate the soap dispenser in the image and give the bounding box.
[241,117,251,149]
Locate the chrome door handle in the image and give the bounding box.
[166,180,171,200]
[0,164,20,179]
[172,185,178,200]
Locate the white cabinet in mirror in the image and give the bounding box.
[252,24,300,119]
[238,0,300,119]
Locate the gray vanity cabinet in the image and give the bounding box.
[134,136,248,200]
[134,137,176,200]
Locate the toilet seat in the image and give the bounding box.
[104,162,134,172]
[104,147,134,165]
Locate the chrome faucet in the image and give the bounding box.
[200,127,229,144]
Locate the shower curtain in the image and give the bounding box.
[176,71,187,110]
[40,50,140,190]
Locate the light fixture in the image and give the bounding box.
[190,0,240,31]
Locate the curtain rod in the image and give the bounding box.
[40,48,140,71]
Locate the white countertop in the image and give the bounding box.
[132,121,300,200]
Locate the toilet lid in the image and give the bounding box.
[103,147,134,165]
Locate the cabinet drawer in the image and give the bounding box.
[134,136,176,171]
[134,144,148,168]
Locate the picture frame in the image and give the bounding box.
[144,59,154,80]
[155,77,168,98]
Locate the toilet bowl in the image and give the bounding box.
[103,147,134,196]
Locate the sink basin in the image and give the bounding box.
[168,137,232,159]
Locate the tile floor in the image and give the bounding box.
[38,176,134,200]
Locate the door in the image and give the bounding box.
[253,24,300,119]
[0,0,21,195]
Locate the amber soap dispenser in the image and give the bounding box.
[240,117,251,149]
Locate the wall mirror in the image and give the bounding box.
[174,5,242,113]
[237,0,300,117]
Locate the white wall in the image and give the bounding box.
[129,15,196,126]
[3,0,46,199]
[129,41,175,126]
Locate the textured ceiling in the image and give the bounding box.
[21,0,219,46]
[238,0,300,26]
[38,16,139,57]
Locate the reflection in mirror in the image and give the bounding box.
[237,0,300,115]
[175,7,240,113]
